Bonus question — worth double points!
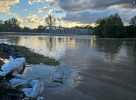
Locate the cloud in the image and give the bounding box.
[2,0,135,27]
[25,14,44,23]
[6,12,17,16]
[55,9,64,13]
[27,0,136,25]
[6,12,24,23]
[63,7,136,25]
[28,0,45,5]
[28,0,57,5]
[57,17,62,20]
[46,0,58,6]
[27,0,136,13]
[0,0,19,12]
[59,0,135,12]
[38,6,48,13]
[43,15,48,18]
[15,15,24,23]
[26,14,38,23]
[28,0,58,6]
[28,1,32,5]
[55,0,136,25]
[48,9,54,14]
[23,9,27,11]
[119,9,136,24]
[48,9,64,14]
[63,8,119,24]
[46,0,55,2]
[60,20,84,27]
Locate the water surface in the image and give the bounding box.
[0,35,136,100]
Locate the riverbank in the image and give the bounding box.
[0,43,45,99]
[0,32,49,35]
[0,45,59,66]
[0,32,91,36]
[16,46,59,66]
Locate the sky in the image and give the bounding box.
[0,0,136,28]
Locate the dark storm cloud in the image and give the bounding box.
[59,0,135,12]
[50,0,136,24]
[63,8,136,24]
[63,8,119,23]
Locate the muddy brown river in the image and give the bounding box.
[0,35,136,100]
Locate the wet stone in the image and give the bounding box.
[2,44,10,52]
[0,43,27,100]
[10,47,18,56]
[0,43,5,49]
[0,43,44,100]
[0,60,4,67]
[0,77,25,100]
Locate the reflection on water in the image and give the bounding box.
[0,35,136,100]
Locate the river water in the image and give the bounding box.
[0,35,136,100]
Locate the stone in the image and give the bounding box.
[0,44,44,99]
[2,44,10,52]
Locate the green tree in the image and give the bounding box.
[36,25,45,32]
[4,18,21,32]
[103,13,125,38]
[22,26,31,32]
[125,25,136,37]
[93,18,107,37]
[93,13,125,38]
[74,25,93,29]
[130,16,136,26]
[0,20,4,31]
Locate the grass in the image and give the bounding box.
[15,46,59,66]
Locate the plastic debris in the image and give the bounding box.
[10,78,31,89]
[0,44,44,99]
[13,73,26,79]
[22,80,44,98]
[0,56,26,76]
[10,77,44,98]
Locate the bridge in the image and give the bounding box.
[45,26,92,34]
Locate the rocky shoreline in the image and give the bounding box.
[0,43,44,100]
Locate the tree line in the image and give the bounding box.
[0,18,45,33]
[73,25,93,30]
[0,15,93,33]
[0,16,53,33]
[93,13,136,38]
